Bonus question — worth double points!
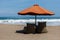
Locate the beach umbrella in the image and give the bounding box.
[18,4,54,25]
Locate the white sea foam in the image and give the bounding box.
[0,19,60,26]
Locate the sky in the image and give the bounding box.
[0,0,60,17]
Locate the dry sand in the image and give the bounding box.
[0,24,60,40]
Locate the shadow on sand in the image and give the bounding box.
[16,30,48,34]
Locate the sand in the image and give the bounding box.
[0,24,60,40]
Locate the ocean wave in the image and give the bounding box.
[0,19,60,26]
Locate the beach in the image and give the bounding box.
[0,24,60,40]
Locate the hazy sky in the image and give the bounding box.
[0,0,60,17]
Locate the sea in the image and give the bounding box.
[0,16,60,26]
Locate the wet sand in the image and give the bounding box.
[0,24,60,40]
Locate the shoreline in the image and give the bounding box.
[0,24,60,40]
[0,23,60,26]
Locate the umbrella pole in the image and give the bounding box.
[35,15,37,26]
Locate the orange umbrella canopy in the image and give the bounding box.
[18,4,54,15]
